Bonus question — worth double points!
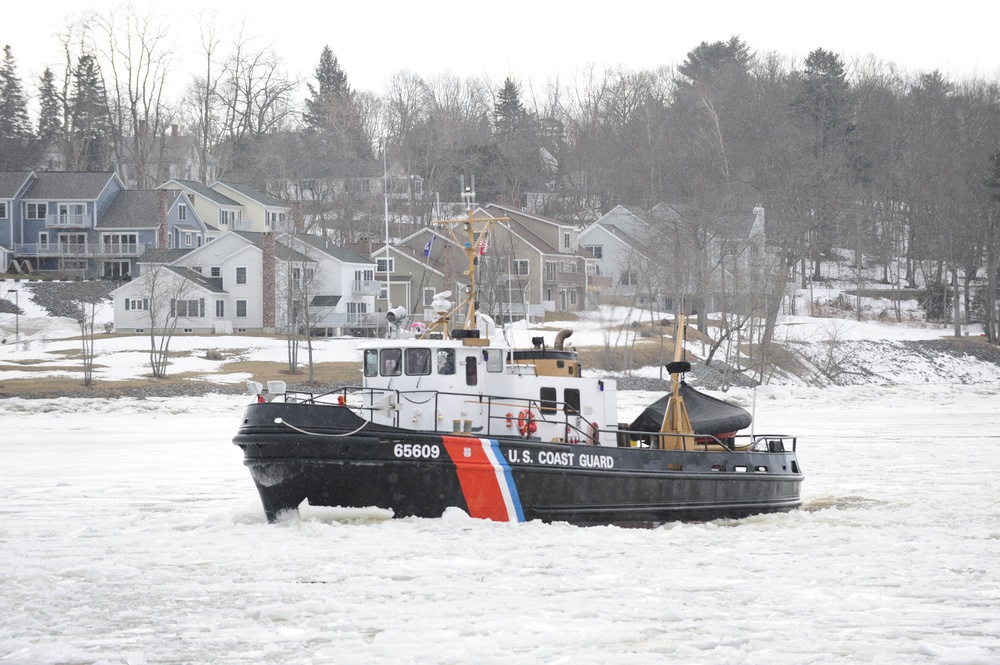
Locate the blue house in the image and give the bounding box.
[0,170,213,279]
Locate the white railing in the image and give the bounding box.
[14,242,149,257]
[352,280,381,295]
[47,213,89,227]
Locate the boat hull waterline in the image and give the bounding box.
[235,401,803,526]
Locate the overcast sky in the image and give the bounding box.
[5,0,1000,101]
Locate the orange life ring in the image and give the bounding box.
[517,409,537,437]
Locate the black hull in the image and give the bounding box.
[234,402,803,527]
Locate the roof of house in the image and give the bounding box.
[293,233,373,264]
[166,179,241,207]
[165,265,227,293]
[213,181,286,208]
[310,295,342,307]
[23,171,119,200]
[139,248,193,264]
[232,231,314,263]
[0,171,34,199]
[97,190,181,229]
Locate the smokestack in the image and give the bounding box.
[262,232,276,331]
[157,189,168,248]
[293,201,304,234]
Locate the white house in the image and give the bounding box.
[111,230,378,335]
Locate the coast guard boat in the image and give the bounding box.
[234,201,803,526]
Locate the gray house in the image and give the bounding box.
[1,170,211,279]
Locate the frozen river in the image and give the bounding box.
[2,385,999,664]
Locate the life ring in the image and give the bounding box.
[588,421,600,446]
[517,410,537,437]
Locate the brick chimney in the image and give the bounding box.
[292,201,304,234]
[262,232,276,331]
[157,190,169,248]
[611,196,620,208]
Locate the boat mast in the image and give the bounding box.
[658,313,695,449]
[425,177,509,336]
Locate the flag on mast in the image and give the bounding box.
[478,236,488,256]
[423,235,434,258]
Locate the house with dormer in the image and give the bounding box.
[160,179,288,234]
[369,204,594,324]
[111,230,378,335]
[1,170,210,279]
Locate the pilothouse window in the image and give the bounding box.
[364,349,379,377]
[405,348,431,375]
[437,349,455,375]
[380,348,402,376]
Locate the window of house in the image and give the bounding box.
[563,232,571,249]
[570,290,577,305]
[405,348,432,376]
[355,269,374,281]
[38,232,49,247]
[210,266,221,277]
[0,203,6,218]
[103,261,131,278]
[380,348,402,376]
[236,267,247,284]
[192,266,202,274]
[620,270,637,286]
[376,258,394,273]
[173,299,204,317]
[57,203,85,225]
[124,298,148,311]
[178,204,187,221]
[236,300,247,317]
[423,288,435,307]
[184,232,193,246]
[584,244,603,260]
[26,203,46,219]
[215,300,225,317]
[513,259,529,276]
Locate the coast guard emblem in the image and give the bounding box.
[463,447,472,458]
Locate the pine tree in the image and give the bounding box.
[303,45,351,130]
[37,67,63,143]
[493,77,525,139]
[69,53,112,171]
[0,45,33,138]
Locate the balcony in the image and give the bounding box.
[14,242,150,258]
[46,213,90,228]
[352,280,381,295]
[587,274,613,288]
[231,220,252,232]
[543,271,585,286]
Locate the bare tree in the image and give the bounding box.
[92,4,175,188]
[134,265,197,378]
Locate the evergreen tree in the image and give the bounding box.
[493,77,525,139]
[676,36,752,88]
[303,45,352,130]
[68,53,111,171]
[0,45,33,139]
[37,67,63,143]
